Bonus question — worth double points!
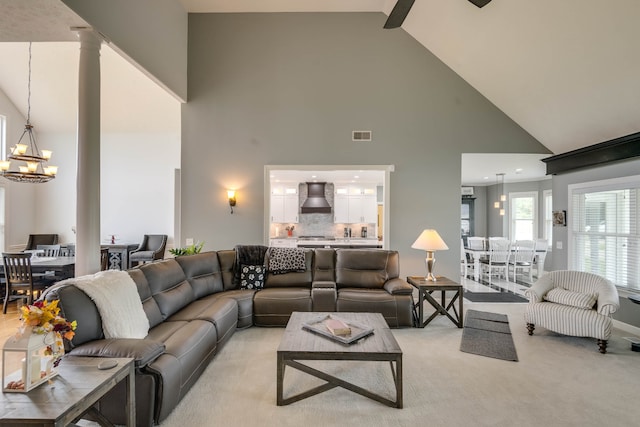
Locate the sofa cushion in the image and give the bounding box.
[240,264,266,289]
[217,250,237,291]
[267,247,306,274]
[253,288,312,326]
[175,251,224,298]
[202,290,256,329]
[139,260,195,321]
[545,287,597,309]
[264,249,313,288]
[145,319,218,422]
[336,249,399,289]
[128,268,164,329]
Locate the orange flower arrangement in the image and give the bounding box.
[20,299,77,341]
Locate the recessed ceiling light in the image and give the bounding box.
[311,175,317,178]
[483,176,489,180]
[354,175,360,179]
[515,168,523,174]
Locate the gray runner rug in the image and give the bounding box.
[460,309,518,361]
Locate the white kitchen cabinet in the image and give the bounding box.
[334,186,377,224]
[270,186,299,223]
[333,192,350,223]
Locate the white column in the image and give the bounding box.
[75,29,102,276]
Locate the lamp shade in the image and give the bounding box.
[411,229,449,251]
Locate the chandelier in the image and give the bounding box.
[0,43,57,184]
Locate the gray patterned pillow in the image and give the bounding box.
[267,247,306,274]
[544,287,597,309]
[240,264,265,290]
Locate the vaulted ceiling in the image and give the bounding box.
[1,0,639,166]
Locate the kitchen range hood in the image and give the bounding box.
[301,182,332,214]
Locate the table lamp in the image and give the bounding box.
[411,229,449,281]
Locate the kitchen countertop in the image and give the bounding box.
[270,237,383,247]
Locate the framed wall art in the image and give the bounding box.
[553,210,566,226]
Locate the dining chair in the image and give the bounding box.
[460,238,475,278]
[509,240,536,282]
[533,239,549,278]
[466,236,487,268]
[479,238,511,282]
[467,237,486,251]
[129,234,168,268]
[60,244,76,257]
[25,234,59,250]
[2,253,52,314]
[36,244,61,257]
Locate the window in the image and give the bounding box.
[570,176,640,291]
[543,189,553,247]
[0,115,6,160]
[509,192,538,241]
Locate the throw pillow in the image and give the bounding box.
[267,247,306,274]
[240,264,265,290]
[544,287,598,310]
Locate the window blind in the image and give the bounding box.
[570,181,639,290]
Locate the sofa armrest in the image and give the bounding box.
[383,278,414,295]
[597,282,620,316]
[68,338,165,368]
[524,273,555,303]
[312,281,336,289]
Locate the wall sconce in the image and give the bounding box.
[227,190,237,214]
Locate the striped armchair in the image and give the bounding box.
[524,271,619,354]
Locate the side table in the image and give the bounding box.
[407,276,463,328]
[0,356,135,426]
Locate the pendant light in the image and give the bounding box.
[0,43,57,183]
[494,173,506,216]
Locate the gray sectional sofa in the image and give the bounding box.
[44,247,414,426]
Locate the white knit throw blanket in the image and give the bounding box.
[59,270,149,339]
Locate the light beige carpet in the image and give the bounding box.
[160,303,640,427]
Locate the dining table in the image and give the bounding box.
[1,256,76,281]
[464,248,545,282]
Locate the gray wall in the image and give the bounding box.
[182,13,548,278]
[63,0,188,101]
[551,157,640,327]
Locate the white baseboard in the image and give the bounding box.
[613,319,640,336]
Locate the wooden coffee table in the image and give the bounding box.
[0,356,135,426]
[277,312,403,408]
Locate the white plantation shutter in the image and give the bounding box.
[570,176,640,290]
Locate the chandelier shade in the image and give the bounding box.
[0,43,57,184]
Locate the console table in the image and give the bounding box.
[100,243,138,270]
[0,356,135,426]
[407,276,464,328]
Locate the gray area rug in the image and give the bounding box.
[460,309,518,361]
[464,291,528,303]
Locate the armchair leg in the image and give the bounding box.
[526,323,535,335]
[597,339,608,354]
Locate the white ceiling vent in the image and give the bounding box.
[352,130,372,142]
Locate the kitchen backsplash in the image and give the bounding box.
[269,182,377,238]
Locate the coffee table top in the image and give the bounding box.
[278,312,401,357]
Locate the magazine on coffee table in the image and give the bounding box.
[302,314,374,344]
